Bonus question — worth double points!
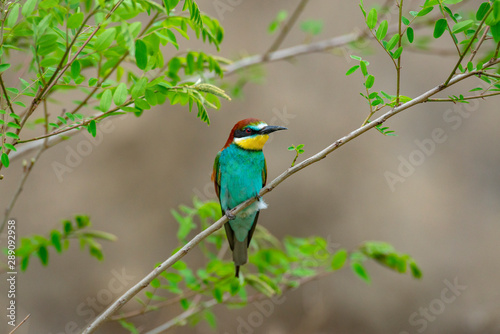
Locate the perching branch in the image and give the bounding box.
[80,56,500,334]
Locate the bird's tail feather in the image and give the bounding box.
[233,237,248,277]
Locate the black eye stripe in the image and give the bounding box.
[234,127,257,138]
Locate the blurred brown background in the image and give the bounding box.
[1,0,500,333]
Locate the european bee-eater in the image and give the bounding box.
[212,118,287,277]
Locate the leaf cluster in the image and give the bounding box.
[3,215,116,271]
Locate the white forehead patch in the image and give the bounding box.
[254,123,267,130]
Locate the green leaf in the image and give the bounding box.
[81,230,117,241]
[331,249,347,270]
[22,0,38,16]
[360,61,368,76]
[268,10,288,34]
[477,2,491,21]
[6,3,20,28]
[367,8,378,29]
[213,287,223,303]
[386,33,399,51]
[88,78,98,87]
[359,0,367,18]
[6,132,19,139]
[89,246,103,261]
[392,46,403,59]
[491,22,500,43]
[151,278,161,288]
[365,75,375,89]
[71,61,81,79]
[409,261,423,279]
[300,19,324,36]
[94,29,116,51]
[4,143,16,152]
[113,83,128,106]
[21,256,29,271]
[346,65,360,76]
[135,40,148,70]
[376,20,388,40]
[467,61,474,72]
[51,230,62,253]
[0,63,11,72]
[67,12,84,29]
[406,27,414,43]
[100,89,112,112]
[352,262,370,283]
[38,246,49,266]
[164,0,181,13]
[87,120,97,137]
[119,320,140,334]
[134,98,150,110]
[452,20,474,34]
[1,153,10,168]
[203,309,217,329]
[417,7,433,17]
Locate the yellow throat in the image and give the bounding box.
[234,134,269,150]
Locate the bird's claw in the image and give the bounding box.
[226,211,236,220]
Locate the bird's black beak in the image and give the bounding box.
[259,125,288,135]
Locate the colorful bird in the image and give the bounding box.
[212,118,287,277]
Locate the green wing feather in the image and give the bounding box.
[212,151,222,200]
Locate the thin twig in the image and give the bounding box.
[0,74,20,125]
[396,0,403,106]
[467,26,490,65]
[494,41,500,59]
[444,6,494,86]
[426,91,500,101]
[437,0,461,56]
[8,313,31,334]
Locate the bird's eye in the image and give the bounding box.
[245,128,252,134]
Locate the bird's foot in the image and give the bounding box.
[226,211,236,220]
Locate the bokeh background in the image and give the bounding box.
[1,0,500,333]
